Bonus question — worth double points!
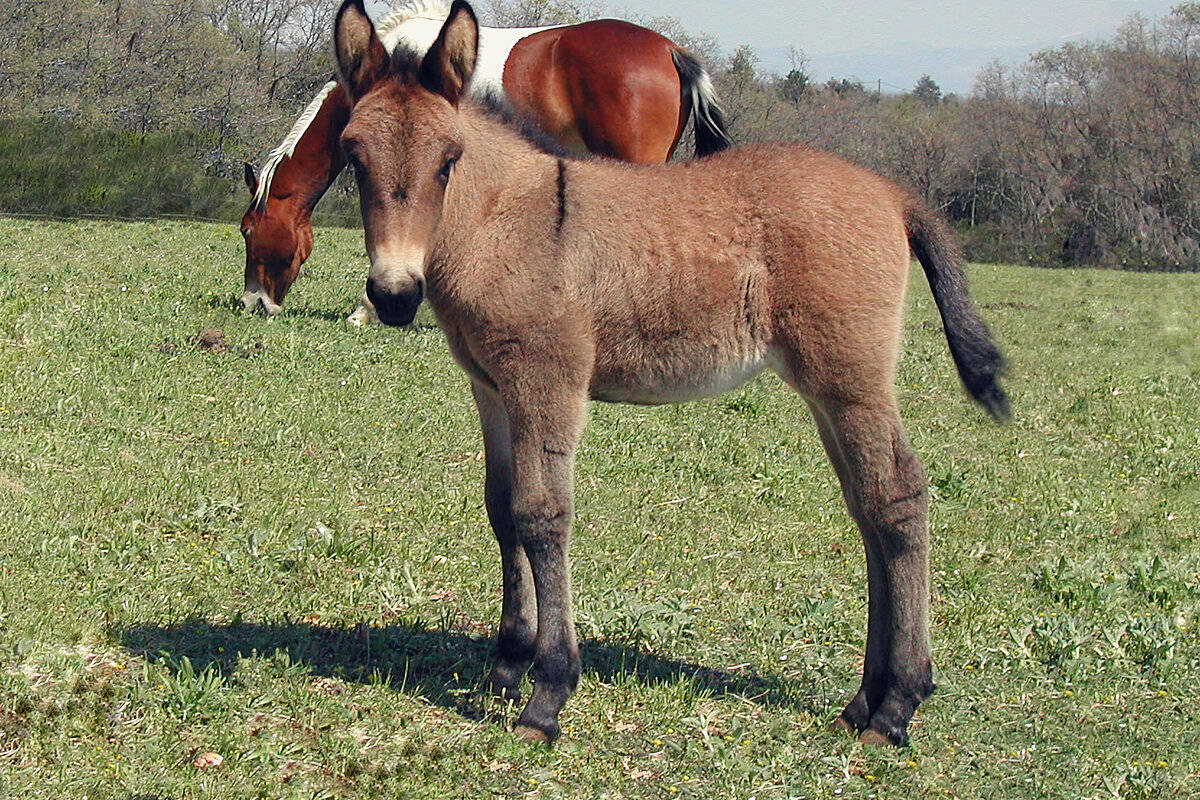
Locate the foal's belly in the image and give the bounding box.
[589,345,774,406]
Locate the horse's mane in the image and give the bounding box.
[250,1,454,211]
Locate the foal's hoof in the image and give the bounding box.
[829,716,859,736]
[860,727,906,747]
[514,723,557,745]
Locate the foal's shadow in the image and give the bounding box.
[116,618,829,721]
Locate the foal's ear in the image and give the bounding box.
[334,0,390,101]
[418,0,478,105]
[243,162,258,194]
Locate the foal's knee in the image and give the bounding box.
[866,435,929,544]
[511,496,572,545]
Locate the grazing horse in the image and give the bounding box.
[240,0,732,319]
[333,0,1009,746]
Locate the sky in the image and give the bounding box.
[601,0,1183,94]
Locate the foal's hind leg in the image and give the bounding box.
[810,398,934,746]
[472,382,538,701]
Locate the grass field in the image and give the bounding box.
[0,217,1197,798]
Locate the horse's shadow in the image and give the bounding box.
[199,294,442,330]
[116,618,833,722]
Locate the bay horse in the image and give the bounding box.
[240,0,732,319]
[333,0,1009,746]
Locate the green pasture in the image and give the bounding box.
[0,217,1196,798]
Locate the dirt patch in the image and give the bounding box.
[185,329,264,358]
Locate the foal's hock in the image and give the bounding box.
[332,0,1008,746]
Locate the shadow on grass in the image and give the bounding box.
[116,618,831,722]
[199,293,441,330]
[282,307,443,331]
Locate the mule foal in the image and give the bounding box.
[331,0,1008,747]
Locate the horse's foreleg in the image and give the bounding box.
[815,399,934,747]
[503,389,587,744]
[473,382,538,701]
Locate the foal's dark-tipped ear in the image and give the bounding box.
[334,0,389,101]
[418,0,478,105]
[243,162,258,193]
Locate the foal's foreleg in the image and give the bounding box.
[817,400,934,746]
[503,391,587,744]
[472,383,538,701]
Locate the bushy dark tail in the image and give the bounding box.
[905,202,1010,420]
[671,49,733,157]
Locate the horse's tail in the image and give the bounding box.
[905,201,1010,421]
[670,49,733,157]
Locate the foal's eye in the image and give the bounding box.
[438,156,457,184]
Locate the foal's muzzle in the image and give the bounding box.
[367,275,425,327]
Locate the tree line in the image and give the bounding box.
[2,0,1198,270]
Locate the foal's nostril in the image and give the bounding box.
[366,275,425,327]
[366,277,384,309]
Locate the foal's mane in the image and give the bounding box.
[476,92,579,160]
[249,0,455,211]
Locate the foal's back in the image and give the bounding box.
[546,144,914,405]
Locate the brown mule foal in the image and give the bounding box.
[333,0,1008,746]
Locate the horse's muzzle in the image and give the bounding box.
[367,275,424,326]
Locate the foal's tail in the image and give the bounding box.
[905,202,1010,421]
[671,49,734,157]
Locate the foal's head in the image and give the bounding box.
[239,164,312,316]
[334,0,477,326]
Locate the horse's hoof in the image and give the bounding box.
[346,305,375,326]
[514,724,555,745]
[829,716,858,736]
[860,727,904,748]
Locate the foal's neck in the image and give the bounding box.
[456,104,561,207]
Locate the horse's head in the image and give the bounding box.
[239,163,313,316]
[334,0,475,327]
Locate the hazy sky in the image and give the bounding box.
[604,0,1182,92]
[607,1,1178,54]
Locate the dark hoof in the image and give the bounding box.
[514,723,557,744]
[835,693,872,734]
[860,726,907,748]
[829,716,859,736]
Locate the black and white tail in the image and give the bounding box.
[905,202,1010,421]
[671,49,733,157]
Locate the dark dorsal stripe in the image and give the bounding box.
[555,159,567,238]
